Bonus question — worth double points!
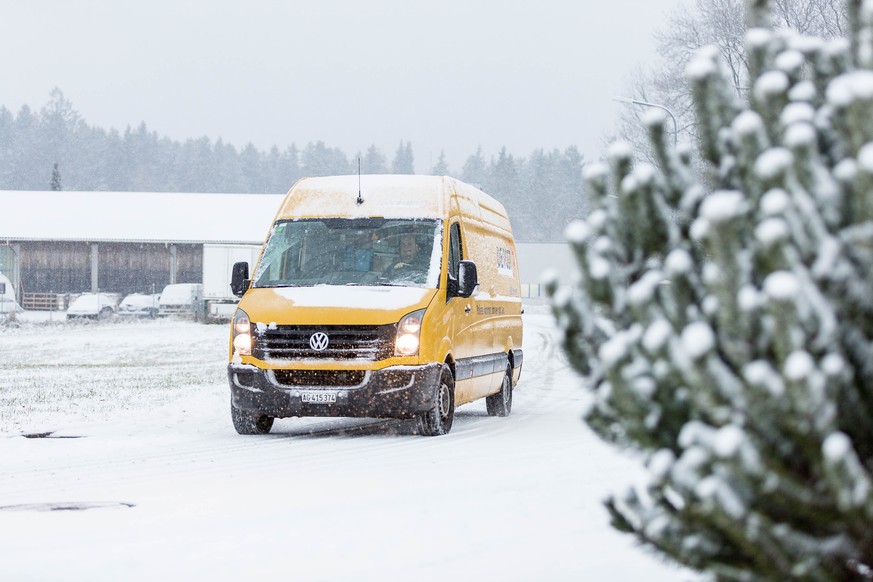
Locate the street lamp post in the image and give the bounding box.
[613,96,678,147]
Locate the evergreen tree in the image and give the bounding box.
[519,148,561,241]
[269,144,301,191]
[431,150,450,175]
[554,146,587,237]
[11,105,42,190]
[300,141,351,177]
[390,140,415,174]
[283,144,301,188]
[240,143,265,192]
[488,147,524,236]
[50,162,61,191]
[547,1,873,578]
[41,89,79,148]
[0,107,13,186]
[213,138,244,192]
[461,146,488,187]
[263,145,284,191]
[178,136,214,192]
[362,144,388,174]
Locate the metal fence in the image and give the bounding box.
[21,293,69,311]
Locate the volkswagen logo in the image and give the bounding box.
[309,332,330,351]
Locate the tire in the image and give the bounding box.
[417,364,455,436]
[486,363,512,417]
[97,307,113,320]
[231,403,274,435]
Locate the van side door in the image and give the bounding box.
[446,220,477,405]
[447,219,497,404]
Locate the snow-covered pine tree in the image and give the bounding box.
[50,162,61,191]
[390,140,415,174]
[547,0,873,578]
[431,150,450,175]
[362,144,389,174]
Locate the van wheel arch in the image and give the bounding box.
[486,362,512,417]
[417,363,455,436]
[444,355,456,380]
[231,402,274,435]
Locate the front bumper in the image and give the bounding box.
[228,363,442,419]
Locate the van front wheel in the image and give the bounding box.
[486,364,512,417]
[231,404,274,435]
[417,365,454,436]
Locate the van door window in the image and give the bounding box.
[449,222,463,279]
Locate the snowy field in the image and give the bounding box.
[0,307,693,581]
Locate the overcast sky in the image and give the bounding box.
[1,0,682,174]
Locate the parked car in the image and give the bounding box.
[118,293,161,318]
[66,293,121,320]
[158,283,204,319]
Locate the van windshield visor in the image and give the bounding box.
[252,218,442,289]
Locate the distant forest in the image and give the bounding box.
[0,90,586,241]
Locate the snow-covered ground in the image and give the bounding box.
[0,307,692,581]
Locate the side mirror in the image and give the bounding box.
[230,262,250,298]
[457,260,478,298]
[0,283,5,295]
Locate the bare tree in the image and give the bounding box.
[612,0,847,163]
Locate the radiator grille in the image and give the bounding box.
[254,324,396,361]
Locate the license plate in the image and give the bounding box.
[301,391,337,404]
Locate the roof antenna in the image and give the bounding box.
[356,157,364,205]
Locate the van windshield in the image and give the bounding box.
[252,218,442,289]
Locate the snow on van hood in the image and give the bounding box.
[241,285,437,326]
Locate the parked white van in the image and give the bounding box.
[0,273,22,314]
[158,283,204,319]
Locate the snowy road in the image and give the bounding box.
[0,311,689,581]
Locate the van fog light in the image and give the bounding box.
[396,333,419,356]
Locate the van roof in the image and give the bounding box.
[275,175,508,224]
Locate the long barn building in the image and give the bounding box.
[0,191,282,308]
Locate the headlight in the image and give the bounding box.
[395,309,425,356]
[232,309,253,356]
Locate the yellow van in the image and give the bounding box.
[227,175,523,436]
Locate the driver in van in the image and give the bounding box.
[383,234,429,279]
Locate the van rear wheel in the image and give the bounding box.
[486,364,512,417]
[417,364,454,436]
[231,404,274,435]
